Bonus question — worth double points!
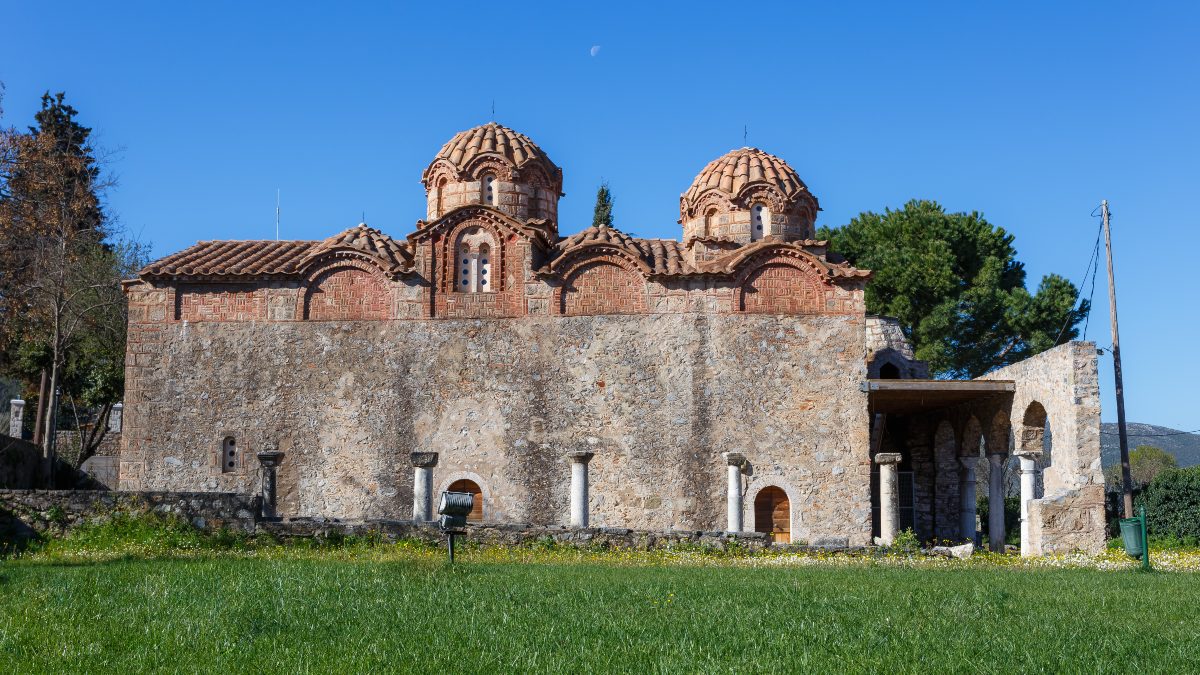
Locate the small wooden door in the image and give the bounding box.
[448,479,484,523]
[754,486,791,544]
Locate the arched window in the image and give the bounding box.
[448,479,483,523]
[754,486,790,543]
[435,177,447,215]
[455,227,497,293]
[704,208,718,237]
[482,173,496,206]
[751,203,769,241]
[220,436,237,473]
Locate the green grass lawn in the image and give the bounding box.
[1,550,1197,673]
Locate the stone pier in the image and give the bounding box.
[876,453,902,545]
[411,452,438,522]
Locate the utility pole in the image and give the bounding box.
[1102,199,1134,518]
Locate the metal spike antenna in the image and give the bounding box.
[275,189,280,241]
[744,125,748,146]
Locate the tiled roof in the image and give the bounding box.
[139,225,413,280]
[303,224,413,275]
[543,225,696,276]
[683,147,809,205]
[139,240,315,279]
[424,122,559,182]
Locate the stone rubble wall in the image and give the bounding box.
[0,489,260,546]
[981,342,1106,554]
[119,313,873,546]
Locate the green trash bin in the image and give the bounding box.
[1120,516,1144,559]
[1119,506,1151,571]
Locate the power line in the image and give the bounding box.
[1051,211,1105,346]
[1101,428,1200,437]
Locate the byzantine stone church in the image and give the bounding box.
[120,123,1106,554]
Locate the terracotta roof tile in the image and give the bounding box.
[139,224,414,281]
[424,122,559,183]
[140,240,315,279]
[683,147,810,206]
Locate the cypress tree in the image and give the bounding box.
[592,181,613,229]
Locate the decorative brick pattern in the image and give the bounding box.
[559,260,647,316]
[304,268,389,320]
[176,285,266,322]
[740,264,824,314]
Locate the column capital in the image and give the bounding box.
[874,452,903,466]
[568,450,595,464]
[960,456,977,469]
[256,449,284,468]
[410,451,439,468]
[987,452,1006,466]
[1013,449,1043,461]
[722,451,746,467]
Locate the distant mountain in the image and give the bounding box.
[1100,423,1200,468]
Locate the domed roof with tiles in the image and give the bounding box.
[422,122,560,186]
[681,147,811,216]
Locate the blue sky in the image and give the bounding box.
[2,2,1197,430]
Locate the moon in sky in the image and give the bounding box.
[589,45,601,57]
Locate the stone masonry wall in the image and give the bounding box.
[981,342,1106,554]
[119,314,872,546]
[0,489,259,547]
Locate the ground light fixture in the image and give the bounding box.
[438,491,474,563]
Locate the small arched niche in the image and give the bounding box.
[754,486,791,544]
[448,478,484,523]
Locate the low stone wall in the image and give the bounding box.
[0,490,260,547]
[258,519,793,552]
[0,487,857,553]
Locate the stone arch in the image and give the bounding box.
[438,471,492,523]
[1021,401,1051,498]
[303,263,390,320]
[933,419,960,540]
[745,478,799,543]
[558,257,647,316]
[454,226,497,293]
[435,214,516,295]
[737,259,825,314]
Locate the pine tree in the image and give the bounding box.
[592,181,613,229]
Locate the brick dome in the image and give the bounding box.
[421,122,563,226]
[680,148,819,245]
[682,148,809,213]
[422,122,560,186]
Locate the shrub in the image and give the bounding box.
[1139,467,1200,540]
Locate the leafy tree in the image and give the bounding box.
[0,91,143,475]
[818,200,1088,377]
[592,181,613,229]
[1130,445,1177,488]
[1139,467,1200,540]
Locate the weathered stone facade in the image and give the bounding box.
[117,123,1105,554]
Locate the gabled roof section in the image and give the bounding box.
[540,224,696,277]
[300,224,414,278]
[712,240,872,280]
[139,240,316,280]
[137,225,414,282]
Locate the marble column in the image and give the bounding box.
[875,453,903,545]
[568,451,595,528]
[1015,450,1042,557]
[988,453,1007,553]
[959,457,977,544]
[722,452,746,532]
[256,448,285,520]
[9,399,24,438]
[411,452,438,522]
